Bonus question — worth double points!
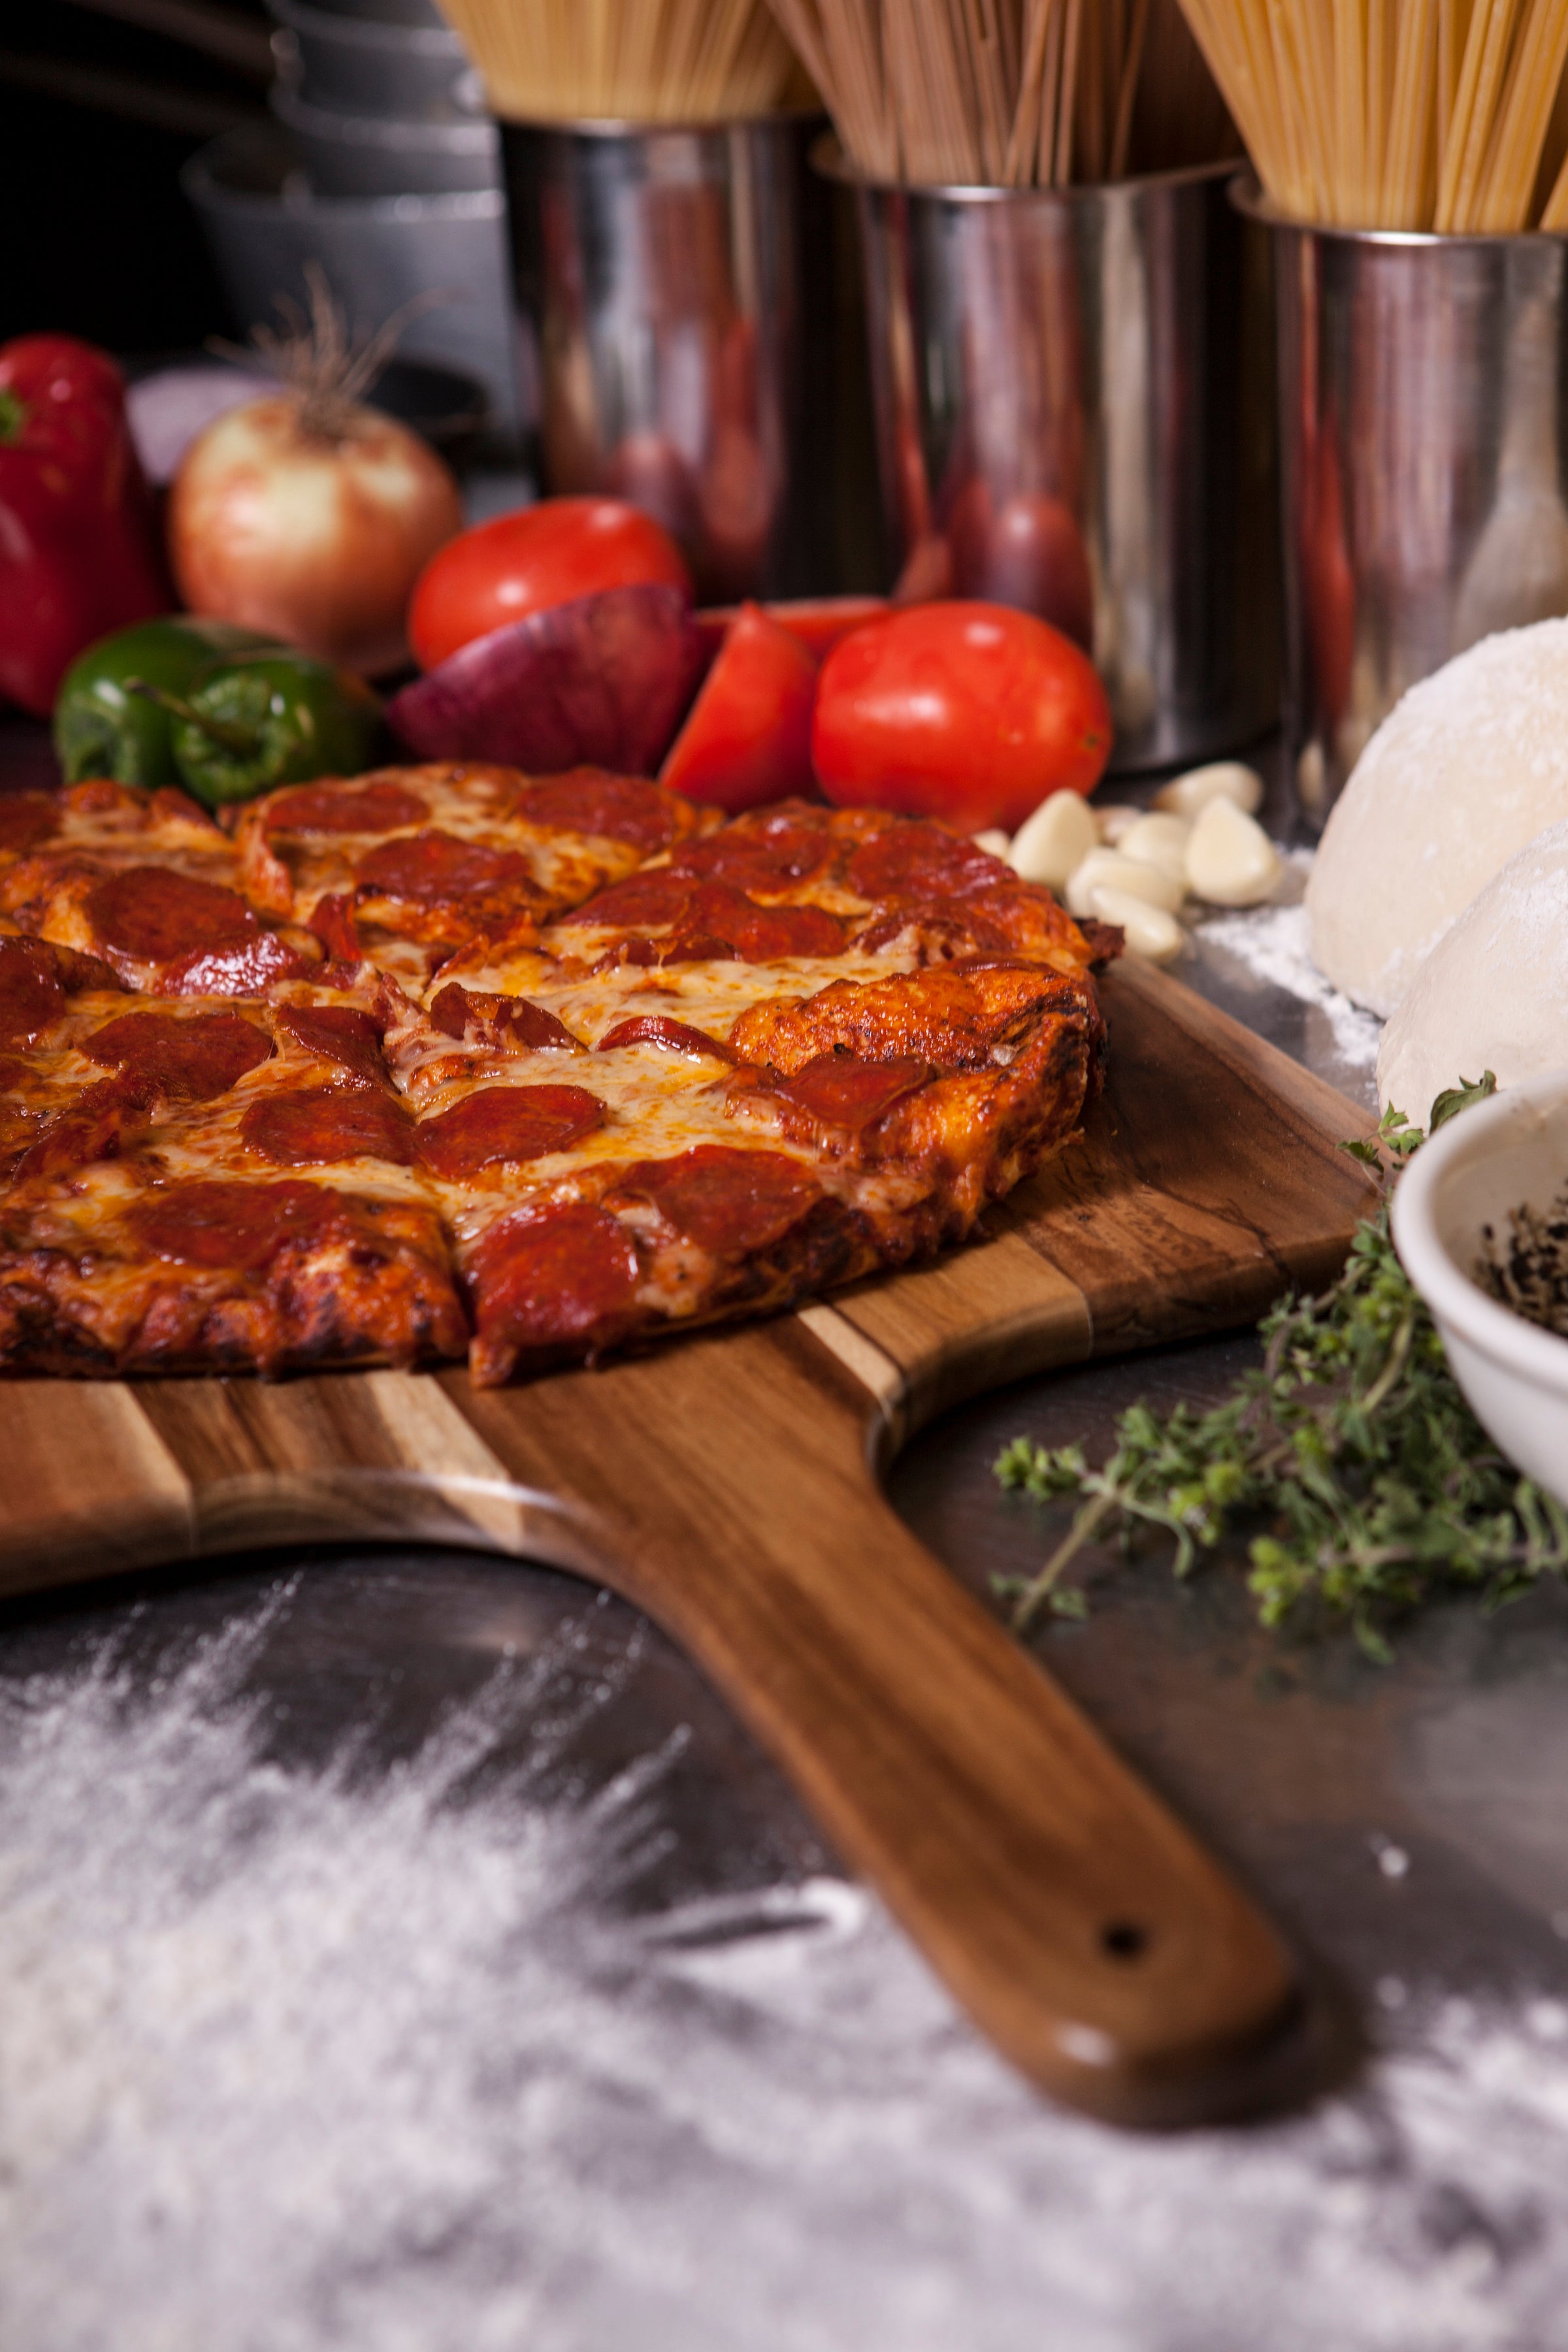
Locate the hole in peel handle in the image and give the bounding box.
[1020,1919,1320,2131]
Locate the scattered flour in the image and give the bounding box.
[1195,851,1384,1077]
[1,1592,1567,2352]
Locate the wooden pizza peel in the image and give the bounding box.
[0,958,1377,2125]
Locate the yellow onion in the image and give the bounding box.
[169,391,463,677]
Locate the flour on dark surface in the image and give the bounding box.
[1,1579,1566,2352]
[1191,853,1383,1093]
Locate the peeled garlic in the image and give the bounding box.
[1118,811,1190,883]
[1090,886,1184,962]
[1153,760,1264,822]
[972,827,1011,858]
[1066,847,1184,918]
[1095,804,1144,845]
[1007,790,1097,889]
[1184,796,1281,906]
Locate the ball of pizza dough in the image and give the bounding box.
[1307,618,1568,1016]
[1377,819,1568,1117]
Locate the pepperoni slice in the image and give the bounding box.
[669,889,843,962]
[616,1145,819,1253]
[308,893,362,961]
[276,1005,387,1085]
[589,936,661,975]
[87,867,259,964]
[241,1088,417,1167]
[570,870,698,930]
[12,1075,146,1183]
[417,1083,604,1179]
[595,1015,736,1063]
[513,771,681,853]
[161,930,317,998]
[354,830,535,912]
[666,819,832,888]
[428,983,578,1054]
[85,1010,272,1100]
[130,1179,346,1271]
[0,937,66,1047]
[659,932,733,962]
[845,825,1003,903]
[55,943,123,994]
[0,793,61,857]
[469,1201,640,1356]
[265,779,429,836]
[772,1053,930,1131]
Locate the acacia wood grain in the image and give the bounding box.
[0,966,1375,2123]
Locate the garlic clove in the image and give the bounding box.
[1065,847,1185,917]
[1153,760,1264,822]
[1090,886,1184,962]
[971,827,1011,858]
[1094,804,1145,845]
[1119,811,1191,885]
[1184,796,1282,906]
[1006,790,1097,889]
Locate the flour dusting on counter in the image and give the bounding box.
[1194,851,1382,1079]
[1,1590,1565,2352]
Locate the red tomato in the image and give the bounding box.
[660,603,817,813]
[408,497,692,670]
[812,601,1112,831]
[696,595,889,666]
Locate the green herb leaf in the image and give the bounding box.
[1428,1070,1498,1132]
[996,1105,1568,1650]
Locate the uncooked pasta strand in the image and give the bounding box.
[438,0,800,120]
[1164,0,1568,227]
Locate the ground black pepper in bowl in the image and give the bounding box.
[1478,1182,1568,1337]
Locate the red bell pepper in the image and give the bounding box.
[0,335,171,717]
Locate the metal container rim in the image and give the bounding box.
[181,135,506,220]
[494,106,827,141]
[271,83,496,146]
[267,0,466,57]
[1230,168,1568,249]
[811,132,1243,204]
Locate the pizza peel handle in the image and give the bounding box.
[454,1320,1303,2129]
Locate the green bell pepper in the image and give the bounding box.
[163,653,383,808]
[53,616,278,786]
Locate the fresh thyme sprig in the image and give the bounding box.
[994,1074,1568,1659]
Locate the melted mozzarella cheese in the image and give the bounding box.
[431,944,923,1049]
[261,771,645,934]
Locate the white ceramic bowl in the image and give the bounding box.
[1391,1074,1568,1507]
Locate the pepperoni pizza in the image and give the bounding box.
[0,764,1111,1383]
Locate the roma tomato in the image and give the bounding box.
[660,602,817,812]
[812,601,1111,831]
[408,497,692,670]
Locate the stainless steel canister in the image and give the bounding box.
[843,156,1280,773]
[500,116,872,602]
[1239,181,1568,824]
